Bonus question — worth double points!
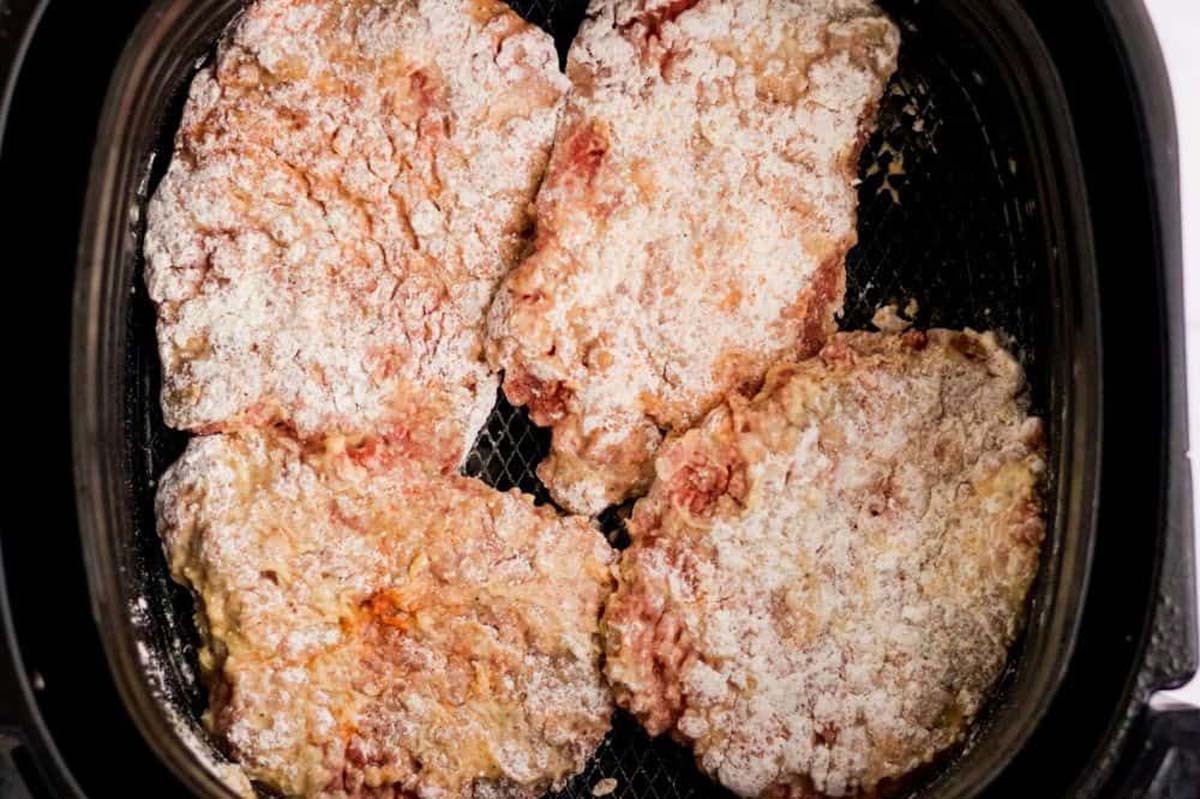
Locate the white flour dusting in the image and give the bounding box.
[145,0,568,470]
[605,330,1045,797]
[488,0,900,513]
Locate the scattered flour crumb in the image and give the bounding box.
[872,303,911,332]
[591,777,618,796]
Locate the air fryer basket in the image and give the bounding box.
[71,1,1100,798]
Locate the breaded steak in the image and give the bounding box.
[157,430,615,798]
[145,0,568,469]
[487,0,899,513]
[603,330,1045,797]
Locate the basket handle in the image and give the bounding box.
[1104,705,1200,797]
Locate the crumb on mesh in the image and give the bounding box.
[591,777,619,796]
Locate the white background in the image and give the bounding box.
[1143,0,1200,707]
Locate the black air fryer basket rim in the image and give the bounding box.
[1064,1,1198,793]
[0,1,89,798]
[0,0,1158,798]
[73,1,1099,798]
[1106,0,1198,695]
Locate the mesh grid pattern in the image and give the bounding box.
[128,1,1048,797]
[546,716,724,799]
[463,393,554,503]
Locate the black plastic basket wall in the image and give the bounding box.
[124,1,1049,797]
